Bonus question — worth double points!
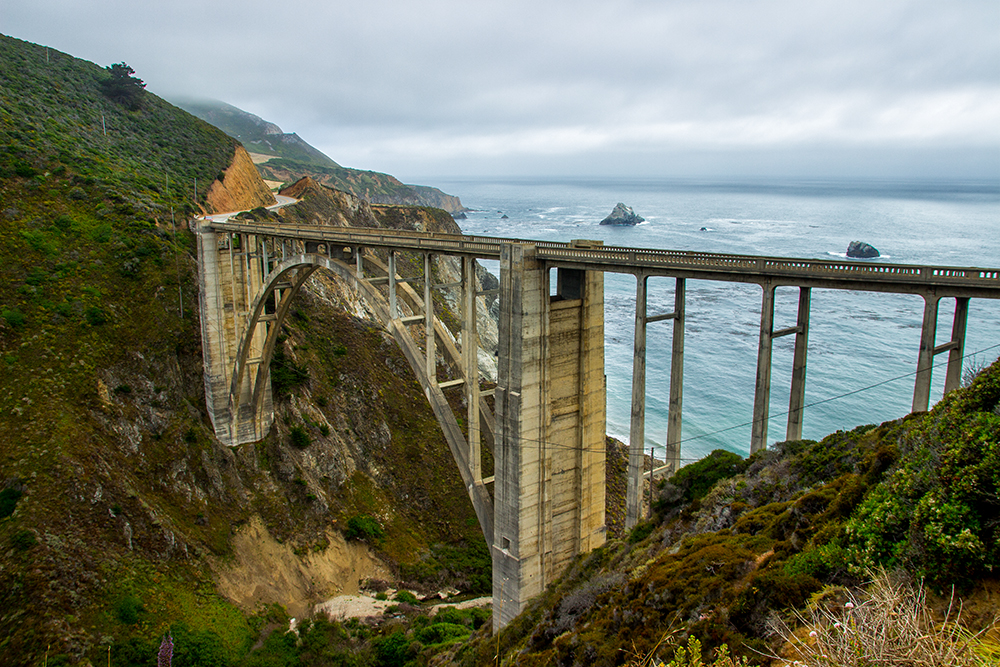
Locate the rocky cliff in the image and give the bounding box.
[204,145,277,213]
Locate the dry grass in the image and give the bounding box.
[771,571,999,666]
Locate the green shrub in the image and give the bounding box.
[373,631,410,667]
[0,488,22,519]
[656,449,747,512]
[9,529,35,551]
[114,595,144,625]
[628,520,655,544]
[1,308,25,328]
[415,621,470,647]
[270,344,308,397]
[394,590,418,605]
[846,361,1000,587]
[84,306,107,325]
[344,515,384,542]
[289,425,311,449]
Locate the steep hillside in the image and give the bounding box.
[0,36,487,667]
[447,359,1000,666]
[174,99,340,168]
[177,98,469,213]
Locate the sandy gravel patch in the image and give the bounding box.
[315,594,394,620]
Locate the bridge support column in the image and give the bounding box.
[462,256,482,481]
[751,284,776,453]
[627,276,685,528]
[912,295,970,410]
[627,274,648,530]
[665,278,686,476]
[944,297,969,394]
[494,244,606,632]
[388,251,398,318]
[912,294,941,412]
[786,287,811,442]
[424,253,436,381]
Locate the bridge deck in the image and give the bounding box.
[210,221,1000,298]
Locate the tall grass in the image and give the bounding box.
[772,571,999,666]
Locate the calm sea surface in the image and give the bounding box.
[430,177,1000,464]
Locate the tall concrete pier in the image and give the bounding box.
[493,244,607,630]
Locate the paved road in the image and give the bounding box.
[199,194,298,223]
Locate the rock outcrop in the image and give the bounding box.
[600,202,644,226]
[847,241,880,258]
[205,145,277,214]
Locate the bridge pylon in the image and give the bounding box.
[492,243,607,631]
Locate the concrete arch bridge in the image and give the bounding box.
[196,218,1000,630]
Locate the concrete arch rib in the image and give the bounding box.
[228,252,494,543]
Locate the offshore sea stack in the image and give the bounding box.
[600,202,645,226]
[847,240,880,258]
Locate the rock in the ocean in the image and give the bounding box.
[453,211,467,220]
[600,202,645,226]
[847,241,880,258]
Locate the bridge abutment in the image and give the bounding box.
[493,244,607,631]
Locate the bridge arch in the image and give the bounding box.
[221,246,496,543]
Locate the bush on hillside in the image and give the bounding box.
[101,62,146,109]
[344,515,384,542]
[846,358,1000,588]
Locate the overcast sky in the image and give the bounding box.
[4,0,999,181]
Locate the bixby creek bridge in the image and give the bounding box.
[196,218,1000,631]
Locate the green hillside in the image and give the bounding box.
[0,35,486,667]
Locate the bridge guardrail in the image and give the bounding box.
[207,221,1000,293]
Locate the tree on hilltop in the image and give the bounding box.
[101,62,146,109]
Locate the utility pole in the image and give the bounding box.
[173,207,183,317]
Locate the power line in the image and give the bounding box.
[674,341,1000,448]
[470,343,1000,457]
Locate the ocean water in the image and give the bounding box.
[432,177,1000,464]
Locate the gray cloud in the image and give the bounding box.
[4,0,998,179]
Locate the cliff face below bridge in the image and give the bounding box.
[205,145,277,213]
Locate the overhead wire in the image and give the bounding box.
[469,342,1000,461]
